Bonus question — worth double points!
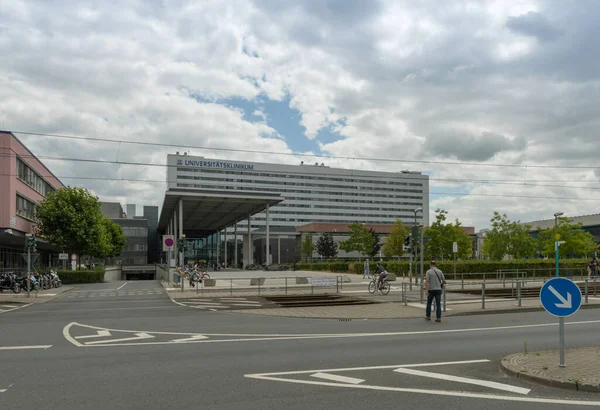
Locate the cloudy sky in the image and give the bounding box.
[2,0,600,230]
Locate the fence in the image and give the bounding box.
[400,276,599,311]
[173,275,345,298]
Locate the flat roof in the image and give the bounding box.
[158,189,283,237]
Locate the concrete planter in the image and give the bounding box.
[250,278,266,286]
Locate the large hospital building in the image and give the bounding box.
[167,154,430,231]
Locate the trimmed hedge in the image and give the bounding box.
[55,268,105,284]
[297,259,589,277]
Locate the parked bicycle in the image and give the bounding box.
[368,273,391,295]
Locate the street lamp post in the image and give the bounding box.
[554,212,563,278]
[411,208,423,288]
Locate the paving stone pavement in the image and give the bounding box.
[501,346,600,392]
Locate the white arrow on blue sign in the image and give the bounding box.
[539,278,582,317]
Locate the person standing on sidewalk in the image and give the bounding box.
[363,259,371,279]
[425,260,446,323]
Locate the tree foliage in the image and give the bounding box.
[424,209,472,260]
[483,212,536,260]
[339,223,375,259]
[35,186,126,264]
[536,217,598,258]
[316,233,339,259]
[367,228,381,258]
[301,233,316,261]
[382,220,408,258]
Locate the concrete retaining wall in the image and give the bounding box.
[104,266,122,282]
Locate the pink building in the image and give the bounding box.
[0,131,65,270]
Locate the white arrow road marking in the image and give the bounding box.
[171,335,209,343]
[84,333,154,345]
[0,384,14,393]
[0,345,52,350]
[245,360,600,407]
[64,320,600,348]
[311,373,364,384]
[393,368,530,395]
[75,330,111,339]
[548,286,572,308]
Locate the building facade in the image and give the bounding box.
[167,154,430,232]
[100,202,159,266]
[0,131,65,271]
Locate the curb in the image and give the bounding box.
[449,303,600,317]
[500,353,600,393]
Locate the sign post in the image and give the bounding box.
[452,242,458,280]
[540,277,582,367]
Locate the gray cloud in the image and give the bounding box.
[506,12,563,42]
[423,132,527,162]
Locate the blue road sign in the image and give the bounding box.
[540,278,582,317]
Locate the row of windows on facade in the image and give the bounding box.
[177,175,424,195]
[251,218,398,224]
[125,243,148,251]
[17,158,55,198]
[178,168,426,186]
[177,174,424,193]
[176,184,423,202]
[257,210,423,218]
[16,194,36,220]
[121,227,148,237]
[269,203,423,212]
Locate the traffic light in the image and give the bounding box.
[25,235,37,252]
[403,235,410,247]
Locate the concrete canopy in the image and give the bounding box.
[157,189,283,237]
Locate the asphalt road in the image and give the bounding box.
[1,280,599,410]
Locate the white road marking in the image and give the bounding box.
[2,305,19,308]
[0,303,32,314]
[84,332,154,345]
[244,373,600,407]
[393,367,530,395]
[407,303,452,311]
[75,330,111,339]
[0,345,52,350]
[311,373,364,384]
[171,335,209,343]
[117,282,128,290]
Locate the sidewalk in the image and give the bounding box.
[0,286,73,304]
[501,346,600,392]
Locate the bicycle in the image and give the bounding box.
[368,273,390,295]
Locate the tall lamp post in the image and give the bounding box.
[554,212,563,277]
[410,208,422,288]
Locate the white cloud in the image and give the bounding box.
[2,0,600,230]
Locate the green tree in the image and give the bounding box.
[316,233,338,259]
[301,233,316,262]
[424,209,472,260]
[483,212,536,260]
[105,219,126,258]
[339,223,375,260]
[367,228,381,259]
[537,217,598,258]
[383,220,408,258]
[35,186,107,267]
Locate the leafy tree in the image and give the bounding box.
[105,219,126,258]
[537,217,598,258]
[301,233,316,262]
[483,212,536,260]
[424,209,472,260]
[35,186,107,267]
[339,223,375,260]
[383,220,409,258]
[316,233,338,259]
[367,228,381,258]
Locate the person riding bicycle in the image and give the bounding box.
[375,264,388,290]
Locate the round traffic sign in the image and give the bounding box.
[164,238,174,247]
[539,277,582,317]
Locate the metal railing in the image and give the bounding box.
[401,276,599,310]
[172,275,344,298]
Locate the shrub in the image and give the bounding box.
[55,268,105,284]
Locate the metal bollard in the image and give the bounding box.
[258,280,261,296]
[585,279,588,304]
[482,282,486,309]
[461,273,464,290]
[517,280,521,307]
[286,277,288,295]
[230,278,233,296]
